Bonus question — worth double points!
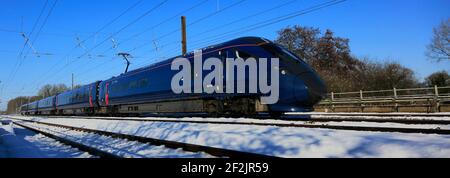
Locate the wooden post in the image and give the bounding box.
[181,16,187,55]
[330,92,335,112]
[359,90,364,112]
[393,88,398,112]
[434,85,440,112]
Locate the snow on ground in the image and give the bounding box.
[0,119,92,158]
[6,115,450,158]
[309,121,450,130]
[289,112,450,121]
[18,115,449,130]
[18,121,214,158]
[308,115,450,122]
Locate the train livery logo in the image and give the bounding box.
[171,50,280,104]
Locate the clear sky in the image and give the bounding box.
[0,0,449,110]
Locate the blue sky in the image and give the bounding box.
[0,0,449,110]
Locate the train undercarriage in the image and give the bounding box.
[27,97,286,118]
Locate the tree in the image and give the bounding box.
[374,62,419,89]
[275,25,420,92]
[7,84,71,114]
[426,19,450,62]
[73,84,83,89]
[276,26,320,63]
[6,96,41,114]
[38,84,69,98]
[425,71,450,87]
[276,26,368,92]
[38,84,53,98]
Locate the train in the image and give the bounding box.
[20,37,327,117]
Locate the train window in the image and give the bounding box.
[235,50,253,59]
[139,78,149,88]
[116,84,121,92]
[129,81,138,89]
[219,50,226,61]
[112,85,118,93]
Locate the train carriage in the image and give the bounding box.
[56,82,100,115]
[37,96,56,115]
[28,101,39,115]
[21,37,327,117]
[96,37,326,116]
[20,103,28,115]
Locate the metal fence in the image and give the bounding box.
[316,86,450,113]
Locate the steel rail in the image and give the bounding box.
[11,115,450,135]
[10,118,276,158]
[12,121,120,158]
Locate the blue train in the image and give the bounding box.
[20,37,326,117]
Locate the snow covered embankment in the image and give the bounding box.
[0,118,91,158]
[12,116,450,158]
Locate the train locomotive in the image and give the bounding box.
[20,37,327,117]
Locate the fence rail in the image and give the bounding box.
[317,86,450,113]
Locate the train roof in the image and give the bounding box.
[108,36,272,80]
[57,81,99,96]
[38,96,55,101]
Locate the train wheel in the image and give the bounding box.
[269,112,283,119]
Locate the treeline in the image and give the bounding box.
[6,84,79,114]
[275,25,449,92]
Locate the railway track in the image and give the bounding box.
[10,115,450,135]
[12,121,118,158]
[294,115,450,125]
[291,112,450,117]
[9,118,276,158]
[38,113,450,125]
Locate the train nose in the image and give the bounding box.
[295,72,327,106]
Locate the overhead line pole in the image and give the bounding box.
[181,16,187,55]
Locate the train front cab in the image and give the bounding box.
[232,37,327,113]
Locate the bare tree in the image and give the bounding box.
[425,71,450,87]
[38,84,53,98]
[38,84,69,98]
[276,25,420,92]
[427,19,450,62]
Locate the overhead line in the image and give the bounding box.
[75,0,145,48]
[190,0,348,49]
[85,0,296,80]
[23,0,59,59]
[191,0,297,39]
[77,0,247,81]
[2,0,50,98]
[30,0,147,91]
[77,0,169,59]
[137,0,347,68]
[99,0,209,55]
[144,0,298,57]
[11,0,59,89]
[44,0,170,89]
[18,0,50,58]
[7,0,49,82]
[128,0,247,53]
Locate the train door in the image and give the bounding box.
[105,82,110,106]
